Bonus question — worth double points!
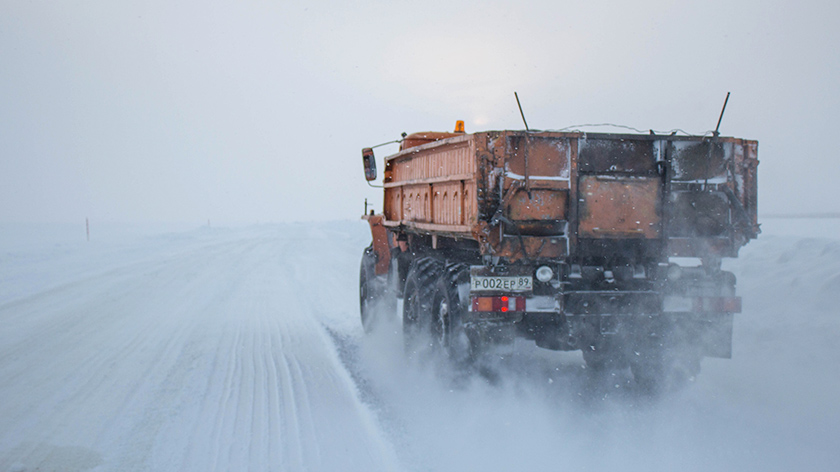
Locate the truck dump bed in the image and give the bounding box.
[381,130,758,262]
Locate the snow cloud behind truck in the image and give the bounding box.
[360,122,758,388]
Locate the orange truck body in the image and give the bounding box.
[360,125,758,381]
[374,130,758,271]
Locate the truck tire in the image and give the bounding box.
[359,244,394,333]
[431,263,473,365]
[402,257,443,354]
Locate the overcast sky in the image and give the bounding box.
[2,0,838,225]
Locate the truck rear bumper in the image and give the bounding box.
[563,291,661,315]
[516,310,734,358]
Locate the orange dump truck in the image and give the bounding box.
[360,123,758,386]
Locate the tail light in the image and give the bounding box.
[693,296,742,313]
[471,295,526,312]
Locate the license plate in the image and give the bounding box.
[470,276,532,292]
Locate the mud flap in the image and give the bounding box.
[701,313,734,359]
[464,321,517,358]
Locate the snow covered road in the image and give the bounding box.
[1,219,839,471]
[0,225,398,471]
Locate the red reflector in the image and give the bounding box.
[723,297,742,313]
[693,296,742,313]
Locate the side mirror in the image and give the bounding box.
[362,147,377,181]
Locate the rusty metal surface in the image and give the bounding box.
[399,131,463,151]
[491,234,568,260]
[669,140,727,181]
[506,188,568,222]
[377,130,758,260]
[362,215,391,275]
[667,190,731,237]
[507,135,572,179]
[736,139,760,235]
[579,137,656,173]
[384,135,477,228]
[578,176,662,239]
[664,137,760,255]
[501,134,572,238]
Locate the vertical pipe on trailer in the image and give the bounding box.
[706,92,731,190]
[714,92,731,138]
[514,92,532,198]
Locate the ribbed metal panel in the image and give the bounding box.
[385,136,478,229]
[432,181,463,225]
[390,140,475,183]
[463,181,477,226]
[402,184,432,223]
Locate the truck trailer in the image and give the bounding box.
[360,121,758,387]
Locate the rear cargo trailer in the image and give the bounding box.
[360,124,758,388]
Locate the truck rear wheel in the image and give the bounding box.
[402,257,444,354]
[431,263,473,365]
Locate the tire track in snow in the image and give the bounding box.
[156,232,399,471]
[208,321,244,471]
[289,354,324,466]
[248,313,269,469]
[261,234,400,471]
[145,237,278,470]
[96,238,272,468]
[0,237,259,470]
[1,227,404,471]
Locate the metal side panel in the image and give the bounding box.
[578,175,662,239]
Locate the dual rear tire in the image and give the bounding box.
[403,258,475,364]
[430,263,474,364]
